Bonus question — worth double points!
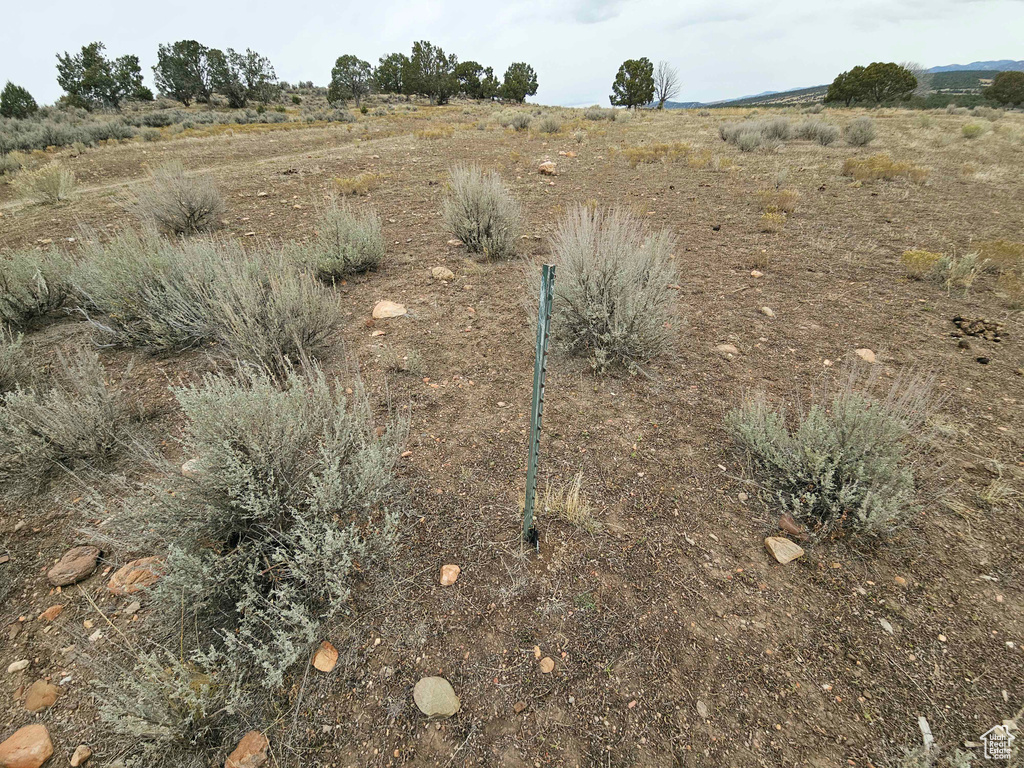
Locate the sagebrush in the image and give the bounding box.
[442,164,522,259]
[547,206,678,373]
[726,372,936,540]
[0,248,73,326]
[11,162,76,204]
[297,198,385,279]
[132,161,225,235]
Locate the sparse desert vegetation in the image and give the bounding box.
[1,93,1023,768]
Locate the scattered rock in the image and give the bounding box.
[123,601,142,616]
[107,557,165,596]
[759,307,775,318]
[23,680,59,712]
[0,723,53,768]
[46,545,101,587]
[952,315,1003,342]
[855,348,876,364]
[439,564,461,586]
[696,700,710,719]
[957,339,971,350]
[750,270,763,278]
[764,537,805,565]
[513,701,527,713]
[539,657,555,674]
[181,458,203,478]
[225,730,269,768]
[778,514,807,540]
[37,605,63,622]
[7,660,29,674]
[737,492,748,502]
[372,301,407,319]
[538,161,557,176]
[894,576,908,587]
[312,641,338,673]
[715,343,740,360]
[977,356,990,365]
[446,239,462,246]
[879,618,894,635]
[413,676,460,719]
[70,745,92,767]
[431,266,455,281]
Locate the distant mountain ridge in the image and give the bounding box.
[664,60,1023,109]
[928,60,1024,73]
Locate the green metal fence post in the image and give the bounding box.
[522,264,555,545]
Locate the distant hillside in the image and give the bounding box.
[929,70,1000,93]
[928,60,1024,73]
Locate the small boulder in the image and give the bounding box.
[70,745,92,767]
[7,660,29,674]
[759,307,776,318]
[715,343,740,360]
[750,270,764,278]
[413,676,460,719]
[0,723,53,768]
[431,266,455,281]
[538,161,557,176]
[439,564,460,586]
[108,557,165,596]
[225,731,269,768]
[539,657,555,674]
[855,348,876,363]
[47,545,101,587]
[23,680,59,712]
[765,537,805,565]
[372,301,407,319]
[312,641,338,673]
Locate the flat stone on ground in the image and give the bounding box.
[225,730,269,768]
[108,557,165,596]
[23,680,59,712]
[372,301,407,319]
[413,676,460,719]
[0,723,54,768]
[765,536,805,565]
[47,545,100,587]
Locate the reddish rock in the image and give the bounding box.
[312,641,338,673]
[46,546,100,587]
[439,564,460,586]
[23,680,59,712]
[0,723,54,768]
[70,745,91,767]
[37,605,64,623]
[225,731,269,768]
[107,557,165,596]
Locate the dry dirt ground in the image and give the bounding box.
[2,101,1023,768]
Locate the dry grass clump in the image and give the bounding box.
[623,142,691,167]
[901,250,943,279]
[842,154,928,183]
[442,163,523,260]
[976,240,1024,305]
[0,249,73,326]
[726,371,937,540]
[757,188,799,214]
[760,212,786,233]
[541,471,597,532]
[0,350,134,494]
[843,117,877,147]
[12,162,77,204]
[416,126,455,140]
[296,198,385,280]
[961,123,986,139]
[131,162,225,235]
[334,172,381,196]
[547,205,678,373]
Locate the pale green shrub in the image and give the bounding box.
[0,249,73,325]
[537,115,561,133]
[726,373,935,540]
[548,206,678,373]
[584,106,612,120]
[0,326,30,394]
[510,112,532,131]
[796,119,839,145]
[961,122,985,139]
[442,164,522,259]
[844,117,877,147]
[298,199,385,279]
[132,161,225,235]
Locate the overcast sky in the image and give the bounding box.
[4,0,1023,107]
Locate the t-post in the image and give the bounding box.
[522,263,555,546]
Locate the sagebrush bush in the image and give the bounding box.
[762,117,792,141]
[584,106,612,121]
[442,164,522,259]
[109,365,406,691]
[547,206,678,373]
[297,199,385,279]
[0,326,30,394]
[132,162,225,235]
[0,248,73,326]
[726,373,935,540]
[72,231,342,372]
[12,162,76,204]
[510,112,532,131]
[0,350,133,493]
[537,115,561,133]
[795,119,839,145]
[98,648,246,768]
[844,117,877,147]
[842,153,928,183]
[933,253,986,292]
